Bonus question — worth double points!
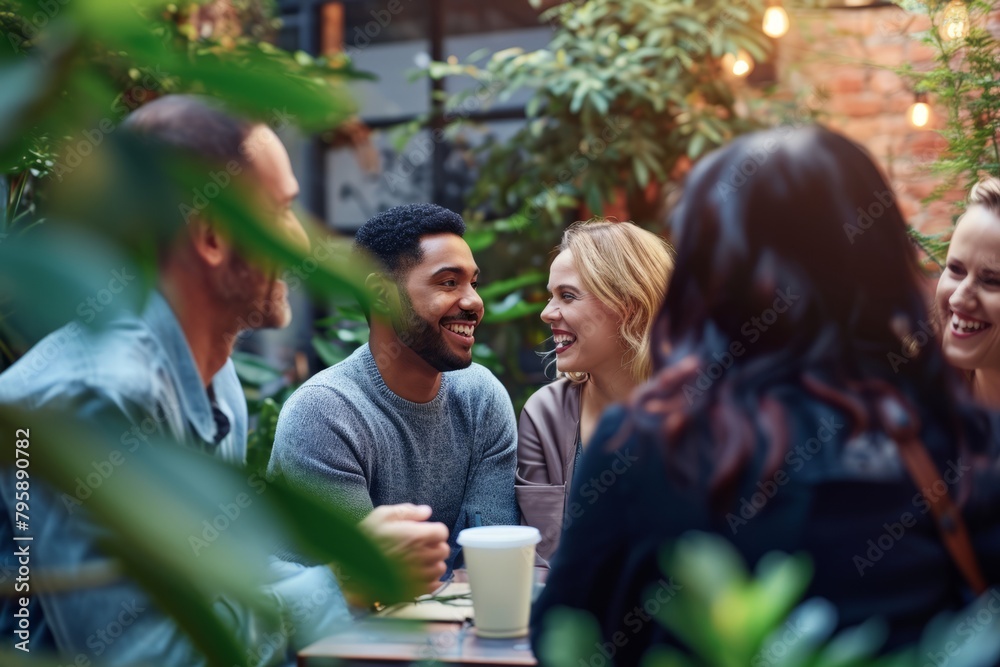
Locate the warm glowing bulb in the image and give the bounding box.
[722,50,754,78]
[762,6,790,38]
[908,101,931,128]
[939,0,969,41]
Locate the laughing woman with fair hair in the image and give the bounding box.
[516,219,673,562]
[936,177,1000,408]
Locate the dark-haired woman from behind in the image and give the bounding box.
[531,126,1000,665]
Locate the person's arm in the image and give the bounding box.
[267,386,374,521]
[517,390,554,485]
[0,389,285,667]
[265,556,354,653]
[360,504,450,595]
[967,422,1000,587]
[516,388,570,562]
[530,406,634,661]
[461,376,519,529]
[268,388,451,597]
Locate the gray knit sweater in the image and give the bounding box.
[267,344,519,568]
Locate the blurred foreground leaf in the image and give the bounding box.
[0,405,412,665]
[538,607,603,667]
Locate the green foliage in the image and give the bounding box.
[0,1,415,665]
[417,0,813,401]
[0,404,415,667]
[0,0,376,369]
[653,533,814,664]
[896,0,1000,214]
[538,532,1000,667]
[433,0,774,230]
[908,226,951,270]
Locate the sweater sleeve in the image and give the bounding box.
[268,385,374,521]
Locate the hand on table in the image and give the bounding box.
[358,503,450,600]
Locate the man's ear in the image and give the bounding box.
[365,272,397,316]
[188,218,230,268]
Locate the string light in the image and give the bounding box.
[722,50,754,78]
[939,0,969,42]
[762,4,790,39]
[908,92,931,129]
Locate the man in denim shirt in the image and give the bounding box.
[0,97,447,666]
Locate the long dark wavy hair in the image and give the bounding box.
[633,125,987,514]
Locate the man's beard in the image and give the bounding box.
[217,253,291,330]
[394,289,473,372]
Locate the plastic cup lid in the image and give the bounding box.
[456,525,541,549]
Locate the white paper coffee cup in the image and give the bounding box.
[457,525,541,638]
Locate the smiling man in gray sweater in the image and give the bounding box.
[268,204,518,577]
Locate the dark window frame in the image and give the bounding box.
[277,0,538,224]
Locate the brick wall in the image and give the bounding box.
[774,4,971,235]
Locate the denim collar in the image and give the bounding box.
[141,291,225,447]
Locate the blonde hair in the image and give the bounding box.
[969,177,1000,216]
[558,219,674,384]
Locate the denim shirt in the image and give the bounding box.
[0,293,348,666]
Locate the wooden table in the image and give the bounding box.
[298,568,544,666]
[297,618,536,666]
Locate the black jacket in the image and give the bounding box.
[530,388,1000,666]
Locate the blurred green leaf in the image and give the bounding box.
[232,352,283,388]
[312,334,350,368]
[0,406,273,666]
[482,294,545,324]
[0,404,414,664]
[538,607,603,667]
[478,271,546,301]
[0,224,151,343]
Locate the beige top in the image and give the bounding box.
[515,378,581,563]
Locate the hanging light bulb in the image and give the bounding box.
[762,5,790,39]
[722,50,754,78]
[939,0,969,42]
[908,93,931,129]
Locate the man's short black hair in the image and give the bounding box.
[354,203,466,276]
